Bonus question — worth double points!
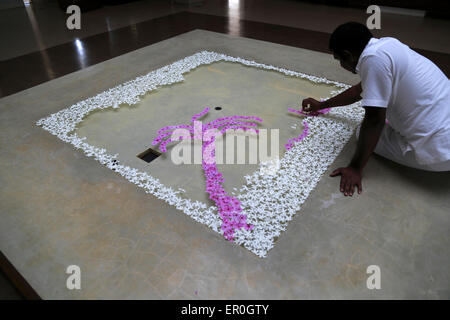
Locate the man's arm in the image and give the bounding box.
[330,106,386,196]
[302,82,362,112]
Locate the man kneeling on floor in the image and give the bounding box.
[302,22,450,196]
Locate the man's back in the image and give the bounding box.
[357,37,450,164]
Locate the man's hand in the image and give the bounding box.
[330,107,385,197]
[301,83,362,112]
[301,98,323,112]
[330,166,362,196]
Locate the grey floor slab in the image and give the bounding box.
[0,30,449,299]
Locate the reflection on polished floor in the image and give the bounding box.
[1,0,449,99]
[2,0,450,61]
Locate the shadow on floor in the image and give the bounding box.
[372,153,450,191]
[0,270,23,300]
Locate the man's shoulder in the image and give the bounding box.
[363,37,403,57]
[359,52,391,73]
[357,37,408,75]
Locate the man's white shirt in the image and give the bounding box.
[356,37,450,165]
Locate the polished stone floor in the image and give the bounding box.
[0,271,22,300]
[1,1,449,98]
[2,0,450,61]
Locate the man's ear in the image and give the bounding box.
[340,50,353,62]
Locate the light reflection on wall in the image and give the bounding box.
[130,23,138,42]
[74,38,87,69]
[24,2,55,79]
[227,0,241,36]
[105,17,112,32]
[105,17,115,55]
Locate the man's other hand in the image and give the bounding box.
[330,167,363,196]
[301,98,323,112]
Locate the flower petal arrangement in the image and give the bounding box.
[36,51,364,258]
[152,107,261,241]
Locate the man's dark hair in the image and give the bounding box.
[329,22,373,55]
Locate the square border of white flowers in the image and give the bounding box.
[36,51,364,258]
